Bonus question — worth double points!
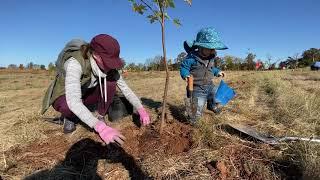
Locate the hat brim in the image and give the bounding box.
[184,41,195,53]
[193,41,228,50]
[97,53,124,72]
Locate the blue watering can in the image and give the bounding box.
[215,80,236,106]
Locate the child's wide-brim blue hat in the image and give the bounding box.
[186,27,228,50]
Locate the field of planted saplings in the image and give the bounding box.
[0,69,319,179]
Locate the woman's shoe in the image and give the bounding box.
[63,118,76,134]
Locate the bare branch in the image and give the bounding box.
[140,0,155,12]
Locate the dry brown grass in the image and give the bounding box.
[0,69,319,179]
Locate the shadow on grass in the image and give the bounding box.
[167,104,189,123]
[24,138,151,180]
[141,97,189,124]
[273,159,303,180]
[140,97,162,110]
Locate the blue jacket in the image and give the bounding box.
[180,53,221,86]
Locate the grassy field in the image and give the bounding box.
[0,69,319,179]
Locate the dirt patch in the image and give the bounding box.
[2,120,193,178]
[3,136,71,177]
[214,144,277,180]
[206,161,228,179]
[122,120,193,158]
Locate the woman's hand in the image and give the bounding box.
[137,107,150,126]
[94,121,125,145]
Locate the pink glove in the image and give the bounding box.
[137,107,150,126]
[94,121,125,145]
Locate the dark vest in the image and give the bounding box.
[190,55,215,86]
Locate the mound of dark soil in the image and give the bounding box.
[122,120,193,158]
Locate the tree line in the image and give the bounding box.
[5,62,46,70]
[123,47,320,71]
[2,48,319,72]
[3,62,56,72]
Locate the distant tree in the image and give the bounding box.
[19,64,24,70]
[33,64,41,70]
[145,58,154,71]
[8,64,18,69]
[234,57,243,70]
[172,52,187,70]
[145,55,163,71]
[167,58,173,70]
[240,62,248,70]
[40,64,46,70]
[224,55,235,70]
[279,54,301,70]
[288,53,300,69]
[175,52,187,65]
[269,63,276,70]
[126,62,145,71]
[301,48,320,66]
[145,58,153,71]
[48,62,56,72]
[264,54,273,69]
[245,52,256,70]
[223,55,244,70]
[137,63,145,71]
[126,63,137,71]
[214,56,226,70]
[26,62,34,69]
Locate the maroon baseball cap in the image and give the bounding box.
[90,34,124,72]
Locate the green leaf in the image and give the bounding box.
[155,11,162,19]
[128,0,135,3]
[166,0,175,8]
[164,13,171,20]
[147,14,159,23]
[173,18,182,27]
[132,3,146,14]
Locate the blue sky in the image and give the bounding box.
[0,0,319,67]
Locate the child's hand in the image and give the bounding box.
[185,75,191,82]
[218,72,225,77]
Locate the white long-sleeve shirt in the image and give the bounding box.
[64,57,143,128]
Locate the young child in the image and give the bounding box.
[180,27,228,123]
